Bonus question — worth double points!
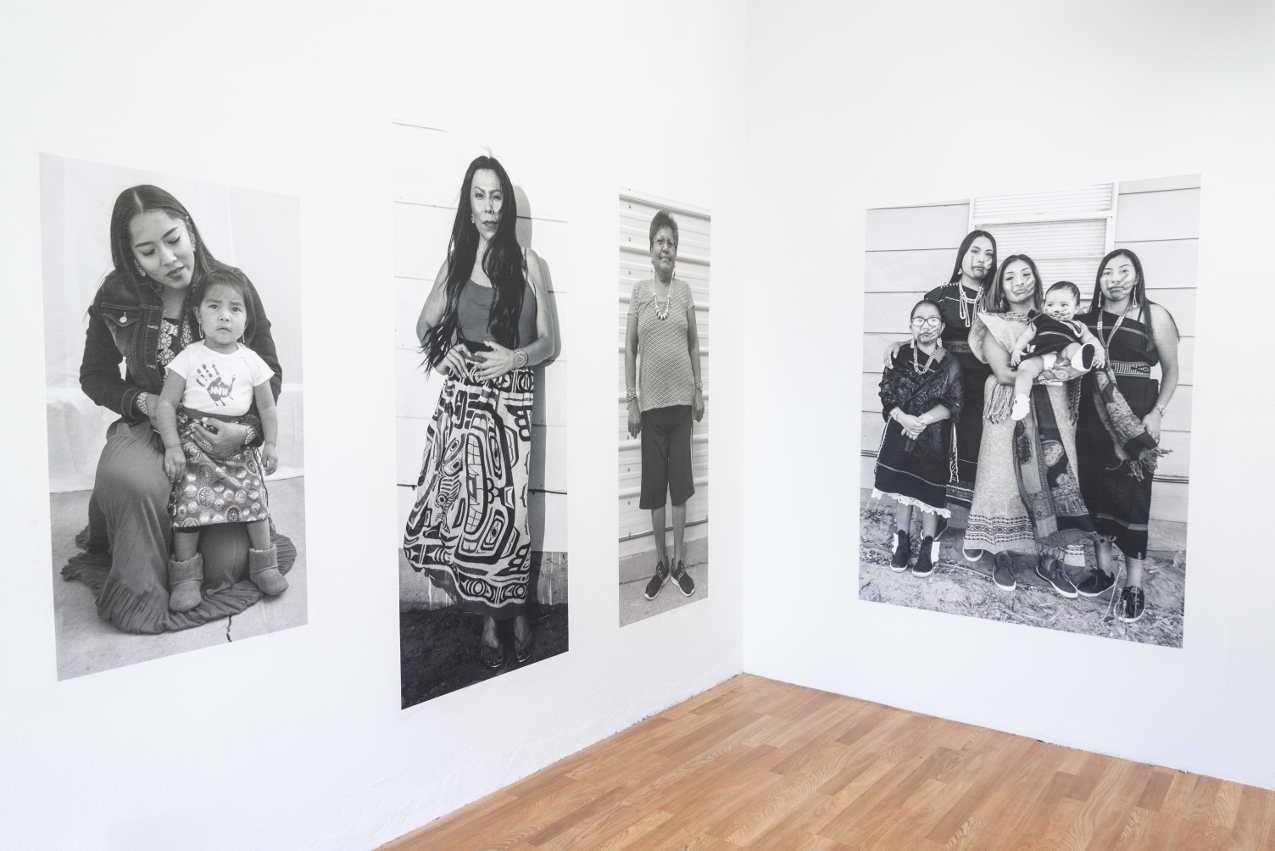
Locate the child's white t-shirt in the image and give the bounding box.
[166,340,274,416]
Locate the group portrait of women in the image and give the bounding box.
[42,159,306,676]
[868,223,1184,634]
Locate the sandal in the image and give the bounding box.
[513,628,534,664]
[479,639,505,670]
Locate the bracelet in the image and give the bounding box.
[694,379,703,392]
[917,413,933,426]
[626,388,637,403]
[512,349,529,369]
[1155,404,1169,417]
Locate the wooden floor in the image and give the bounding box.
[382,674,1275,851]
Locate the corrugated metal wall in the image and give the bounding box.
[395,124,569,605]
[861,177,1198,536]
[618,194,710,559]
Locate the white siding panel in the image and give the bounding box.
[1114,239,1199,292]
[864,248,954,293]
[865,203,969,251]
[1119,174,1201,194]
[1114,188,1201,242]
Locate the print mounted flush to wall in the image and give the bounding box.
[618,191,711,627]
[858,175,1198,647]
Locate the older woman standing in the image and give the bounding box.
[405,156,559,670]
[964,255,1094,596]
[63,185,292,634]
[626,210,705,602]
[1071,249,1178,623]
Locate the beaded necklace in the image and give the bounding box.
[911,343,939,375]
[956,281,981,327]
[653,278,673,321]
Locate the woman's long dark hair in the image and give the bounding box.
[105,185,268,346]
[948,229,998,285]
[1088,248,1177,360]
[422,156,527,369]
[980,254,1043,314]
[109,185,217,290]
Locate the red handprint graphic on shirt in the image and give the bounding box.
[195,363,235,406]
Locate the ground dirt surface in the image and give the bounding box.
[400,603,568,708]
[858,500,1185,647]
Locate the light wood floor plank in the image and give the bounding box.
[381,675,1275,851]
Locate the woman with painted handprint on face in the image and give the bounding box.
[1071,249,1178,623]
[885,232,997,534]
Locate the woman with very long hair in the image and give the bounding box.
[404,156,559,669]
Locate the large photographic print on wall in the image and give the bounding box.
[618,193,710,627]
[395,125,568,707]
[858,176,1198,646]
[42,156,308,679]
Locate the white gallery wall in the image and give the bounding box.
[0,2,746,849]
[743,0,1275,790]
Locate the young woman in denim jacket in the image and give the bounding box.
[62,185,294,634]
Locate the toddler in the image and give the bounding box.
[1009,281,1105,421]
[155,269,285,612]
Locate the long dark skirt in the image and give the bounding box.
[1076,372,1159,560]
[61,419,295,634]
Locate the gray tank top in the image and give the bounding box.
[456,279,537,347]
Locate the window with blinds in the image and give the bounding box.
[971,183,1116,299]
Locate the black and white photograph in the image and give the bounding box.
[395,126,567,708]
[43,156,308,679]
[618,193,710,627]
[858,176,1197,647]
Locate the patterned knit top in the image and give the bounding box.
[628,277,696,412]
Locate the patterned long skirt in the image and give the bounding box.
[403,368,534,618]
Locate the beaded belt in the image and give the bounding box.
[1108,360,1151,376]
[945,341,972,353]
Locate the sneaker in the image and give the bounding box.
[670,560,695,596]
[1116,586,1145,623]
[1010,394,1030,421]
[1036,557,1078,598]
[1076,568,1115,598]
[643,558,670,600]
[992,552,1016,591]
[890,530,911,572]
[912,536,938,578]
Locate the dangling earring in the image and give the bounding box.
[190,234,197,251]
[134,261,146,278]
[470,213,475,224]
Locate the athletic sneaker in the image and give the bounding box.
[643,558,670,600]
[1036,557,1078,598]
[912,536,938,578]
[993,552,1016,591]
[890,530,911,572]
[670,559,695,596]
[1076,568,1116,598]
[1117,586,1145,623]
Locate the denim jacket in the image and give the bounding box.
[80,265,283,426]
